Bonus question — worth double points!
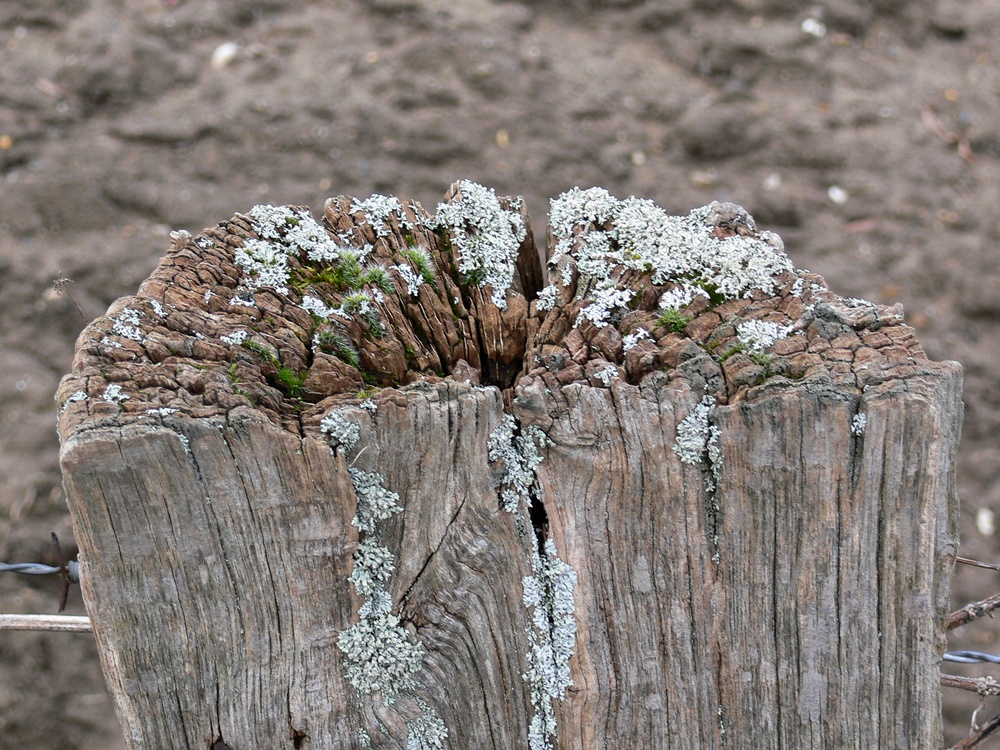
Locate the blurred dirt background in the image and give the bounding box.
[2,0,1000,747]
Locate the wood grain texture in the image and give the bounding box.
[58,187,962,749]
[511,361,962,749]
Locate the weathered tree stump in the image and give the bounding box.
[58,182,962,749]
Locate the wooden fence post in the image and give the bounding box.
[58,183,962,749]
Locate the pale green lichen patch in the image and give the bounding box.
[523,539,578,750]
[674,395,722,492]
[349,537,396,598]
[321,414,446,744]
[337,611,426,702]
[488,414,550,514]
[320,411,360,452]
[348,468,403,534]
[488,412,578,750]
[674,395,724,563]
[407,700,449,750]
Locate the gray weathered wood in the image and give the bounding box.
[58,185,962,749]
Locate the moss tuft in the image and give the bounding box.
[316,329,361,367]
[276,367,307,399]
[657,308,690,334]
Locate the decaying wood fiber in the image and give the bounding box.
[59,182,961,749]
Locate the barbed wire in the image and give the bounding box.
[945,651,1000,665]
[0,533,79,612]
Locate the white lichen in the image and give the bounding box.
[433,180,527,310]
[360,399,378,414]
[219,330,248,346]
[336,454,445,741]
[658,284,708,311]
[111,307,144,342]
[66,390,88,403]
[536,284,559,312]
[594,364,619,386]
[300,294,341,321]
[852,412,867,436]
[673,395,722,490]
[574,283,633,329]
[548,189,794,312]
[321,412,361,452]
[735,319,793,355]
[149,300,167,317]
[547,187,619,256]
[622,327,649,352]
[234,237,293,296]
[350,194,412,238]
[488,414,550,513]
[147,407,178,417]
[240,204,344,296]
[395,263,424,297]
[101,384,129,404]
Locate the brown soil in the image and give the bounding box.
[2,1,999,747]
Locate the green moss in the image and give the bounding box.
[694,280,726,307]
[227,362,242,384]
[244,339,279,365]
[362,311,386,339]
[276,367,307,399]
[749,352,772,368]
[400,246,438,290]
[657,308,690,334]
[290,247,394,296]
[233,387,257,405]
[317,329,361,368]
[463,267,487,287]
[364,266,395,295]
[717,342,745,362]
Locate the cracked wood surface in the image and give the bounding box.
[59,186,962,749]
